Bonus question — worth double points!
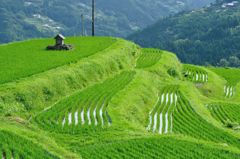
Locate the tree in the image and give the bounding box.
[219,58,229,67]
[228,56,240,67]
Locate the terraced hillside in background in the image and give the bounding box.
[0,37,240,159]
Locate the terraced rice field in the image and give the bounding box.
[136,48,162,68]
[0,37,116,84]
[0,130,58,159]
[78,137,240,159]
[146,85,179,134]
[1,37,240,158]
[146,86,240,148]
[35,71,135,133]
[173,92,240,148]
[224,85,235,97]
[210,68,240,97]
[207,103,240,128]
[183,65,208,83]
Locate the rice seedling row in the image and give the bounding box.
[77,136,240,159]
[207,103,240,129]
[173,92,240,148]
[183,65,208,83]
[0,130,58,159]
[146,85,179,134]
[224,85,235,97]
[146,86,240,148]
[136,48,162,68]
[34,71,136,133]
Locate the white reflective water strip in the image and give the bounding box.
[81,110,85,125]
[164,113,168,134]
[68,113,72,125]
[226,86,229,97]
[153,113,157,132]
[74,111,78,125]
[196,74,199,81]
[159,113,163,134]
[230,87,233,97]
[166,93,169,105]
[93,107,98,126]
[87,108,91,125]
[147,97,159,131]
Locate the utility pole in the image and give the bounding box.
[92,0,95,36]
[81,14,84,36]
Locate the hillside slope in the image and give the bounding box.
[0,0,214,43]
[128,0,240,66]
[0,37,240,158]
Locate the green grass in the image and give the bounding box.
[0,37,116,84]
[136,48,162,68]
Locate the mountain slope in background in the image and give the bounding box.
[128,0,240,66]
[0,0,214,43]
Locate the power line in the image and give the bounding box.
[92,0,95,36]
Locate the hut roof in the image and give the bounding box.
[54,34,65,40]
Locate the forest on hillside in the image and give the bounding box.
[128,0,240,67]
